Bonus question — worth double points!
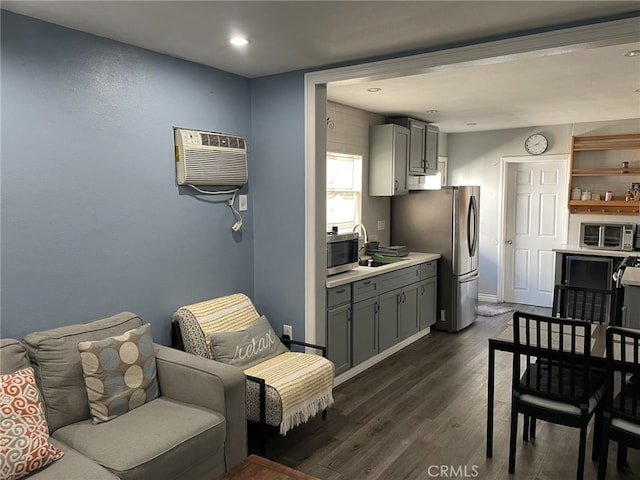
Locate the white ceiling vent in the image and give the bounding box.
[174,128,248,186]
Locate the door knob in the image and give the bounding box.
[506,240,513,244]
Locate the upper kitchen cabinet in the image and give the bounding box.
[568,134,640,215]
[391,118,439,175]
[369,123,409,196]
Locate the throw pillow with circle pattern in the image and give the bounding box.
[0,367,64,480]
[78,323,159,424]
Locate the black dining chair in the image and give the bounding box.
[526,284,613,441]
[508,311,606,480]
[552,284,612,324]
[598,326,640,479]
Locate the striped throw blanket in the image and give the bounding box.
[245,351,334,435]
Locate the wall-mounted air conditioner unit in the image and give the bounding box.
[174,128,248,186]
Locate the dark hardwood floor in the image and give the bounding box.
[263,304,640,479]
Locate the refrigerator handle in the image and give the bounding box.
[459,271,480,283]
[468,194,478,257]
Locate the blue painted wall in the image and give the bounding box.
[1,12,255,344]
[250,72,306,338]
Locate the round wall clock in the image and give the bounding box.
[524,133,549,155]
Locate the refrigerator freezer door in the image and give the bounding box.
[454,270,479,332]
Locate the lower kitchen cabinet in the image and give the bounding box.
[420,276,437,329]
[379,282,420,351]
[399,281,420,340]
[378,289,400,352]
[327,259,438,376]
[351,297,378,366]
[420,260,438,329]
[326,286,351,376]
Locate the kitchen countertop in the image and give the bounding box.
[326,252,441,288]
[622,267,640,287]
[552,244,632,258]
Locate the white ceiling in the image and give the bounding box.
[3,1,640,132]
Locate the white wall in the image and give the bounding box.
[327,102,390,245]
[448,118,639,301]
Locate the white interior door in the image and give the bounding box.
[503,158,568,306]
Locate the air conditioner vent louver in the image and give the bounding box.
[174,128,248,186]
[199,133,246,150]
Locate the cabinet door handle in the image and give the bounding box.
[363,280,371,285]
[402,292,406,303]
[421,284,425,295]
[396,293,401,305]
[394,180,398,191]
[336,289,345,294]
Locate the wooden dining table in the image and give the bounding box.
[485,319,608,458]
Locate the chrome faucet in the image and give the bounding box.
[352,223,368,253]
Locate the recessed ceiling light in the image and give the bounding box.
[426,110,440,114]
[624,50,640,57]
[230,37,249,46]
[367,87,382,92]
[466,122,478,126]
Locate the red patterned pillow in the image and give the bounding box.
[0,367,64,480]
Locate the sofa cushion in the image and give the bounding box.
[52,397,226,480]
[0,367,64,480]
[209,315,288,369]
[27,438,119,480]
[78,324,159,424]
[22,312,143,432]
[0,339,30,375]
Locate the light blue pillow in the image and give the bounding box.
[78,324,159,424]
[209,315,288,369]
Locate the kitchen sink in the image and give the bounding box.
[367,261,390,267]
[359,256,407,267]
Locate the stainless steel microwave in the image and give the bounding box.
[327,232,359,275]
[580,223,635,251]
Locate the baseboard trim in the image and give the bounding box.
[334,328,431,387]
[479,294,498,303]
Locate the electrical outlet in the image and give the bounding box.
[377,220,385,230]
[239,194,248,212]
[283,325,293,339]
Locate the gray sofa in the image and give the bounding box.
[1,312,247,480]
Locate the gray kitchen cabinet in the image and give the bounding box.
[375,265,421,352]
[398,281,420,339]
[352,276,380,366]
[327,260,437,376]
[326,285,351,376]
[369,124,409,196]
[351,296,378,366]
[420,261,438,329]
[378,288,401,352]
[378,281,420,350]
[391,117,439,175]
[420,277,437,329]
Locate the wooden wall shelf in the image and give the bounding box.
[569,133,640,216]
[572,134,640,151]
[571,167,640,176]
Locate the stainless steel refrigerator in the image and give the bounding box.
[391,186,480,332]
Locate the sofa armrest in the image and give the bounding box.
[154,344,247,470]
